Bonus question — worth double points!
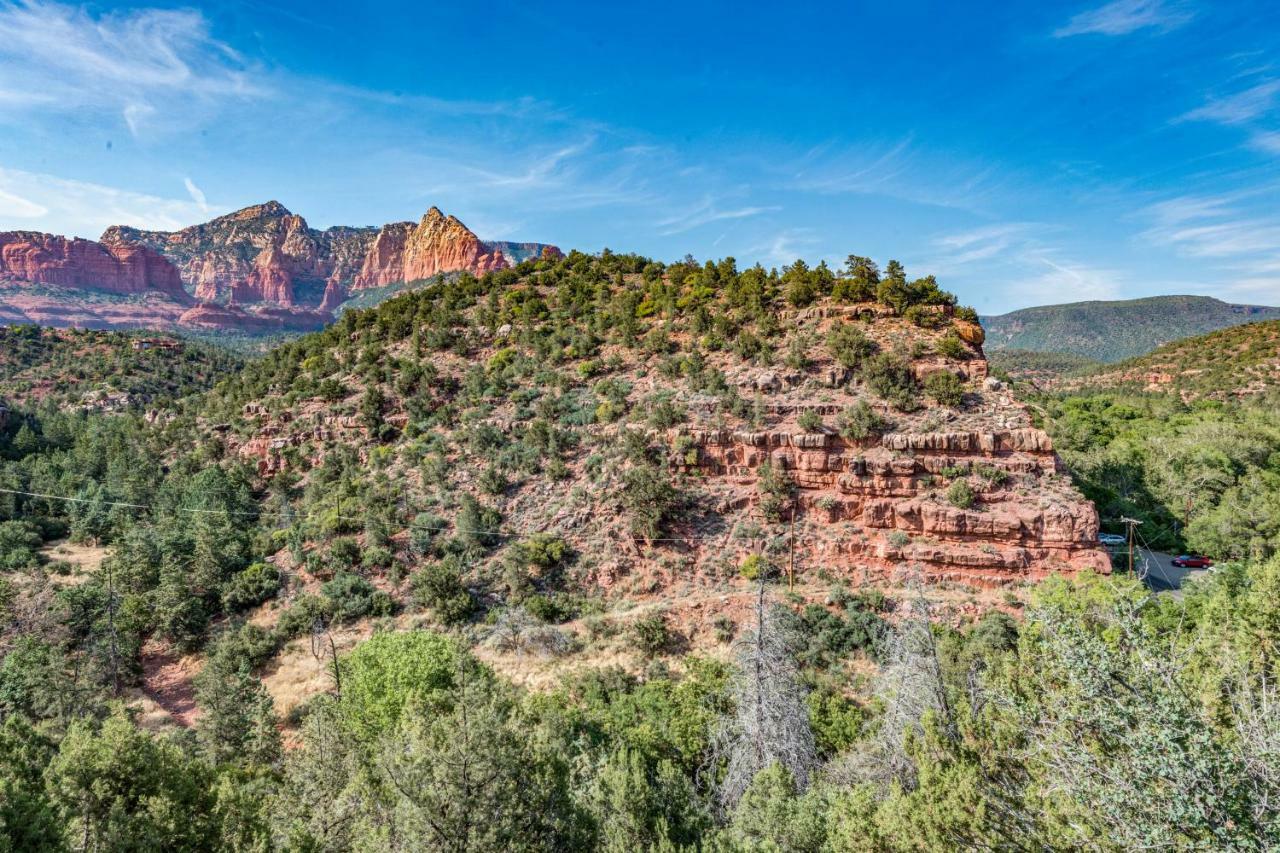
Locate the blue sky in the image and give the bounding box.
[0,0,1278,313]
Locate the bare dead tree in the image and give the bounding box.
[310,617,341,699]
[829,592,950,790]
[715,575,817,810]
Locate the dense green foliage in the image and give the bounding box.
[1042,390,1280,558]
[1069,318,1280,399]
[982,294,1280,362]
[0,325,241,409]
[5,563,1280,849]
[985,348,1102,381]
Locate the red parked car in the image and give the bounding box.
[1171,554,1214,569]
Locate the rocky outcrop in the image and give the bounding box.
[0,231,189,300]
[349,208,508,290]
[0,203,558,335]
[177,302,330,333]
[487,240,564,265]
[104,202,359,309]
[674,419,1109,586]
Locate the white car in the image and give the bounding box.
[1098,533,1127,547]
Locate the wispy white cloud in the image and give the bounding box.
[1054,0,1192,38]
[0,166,220,238]
[1026,258,1123,302]
[933,223,1042,266]
[1139,190,1280,304]
[748,229,819,268]
[0,1,264,137]
[1250,131,1280,154]
[656,199,779,236]
[781,138,1002,213]
[183,177,209,213]
[0,185,47,219]
[1181,80,1280,126]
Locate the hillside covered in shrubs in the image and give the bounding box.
[7,250,1279,848]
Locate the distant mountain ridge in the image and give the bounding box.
[0,202,560,335]
[982,295,1280,362]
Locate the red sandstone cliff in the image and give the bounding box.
[0,203,556,335]
[0,231,189,300]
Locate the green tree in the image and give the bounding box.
[339,631,465,741]
[0,716,62,852]
[47,709,219,853]
[367,677,587,852]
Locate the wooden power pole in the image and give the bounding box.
[1121,516,1143,575]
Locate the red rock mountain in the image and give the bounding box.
[0,203,557,333]
[103,202,559,314]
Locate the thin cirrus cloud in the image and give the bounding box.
[657,201,780,236]
[0,0,264,136]
[183,178,210,213]
[1053,0,1193,38]
[0,166,216,238]
[1140,190,1280,301]
[1180,80,1280,126]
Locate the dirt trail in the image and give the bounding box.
[139,640,203,728]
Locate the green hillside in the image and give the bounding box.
[982,295,1280,362]
[1064,319,1280,400]
[0,325,243,410]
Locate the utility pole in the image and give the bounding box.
[1121,517,1143,575]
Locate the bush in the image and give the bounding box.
[275,594,335,639]
[322,573,394,624]
[903,305,945,329]
[630,612,677,654]
[924,371,965,407]
[0,520,42,571]
[339,630,465,740]
[947,479,976,510]
[936,333,968,360]
[409,513,447,557]
[861,353,919,411]
[827,325,877,369]
[328,537,361,569]
[524,594,577,624]
[411,555,475,625]
[221,562,281,612]
[836,401,887,441]
[361,545,393,572]
[479,465,509,496]
[756,461,792,523]
[457,495,503,553]
[797,409,823,433]
[739,553,772,581]
[520,534,571,571]
[622,463,680,539]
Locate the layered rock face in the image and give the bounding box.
[177,302,330,333]
[0,231,189,299]
[678,423,1108,586]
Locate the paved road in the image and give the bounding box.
[1118,549,1209,593]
